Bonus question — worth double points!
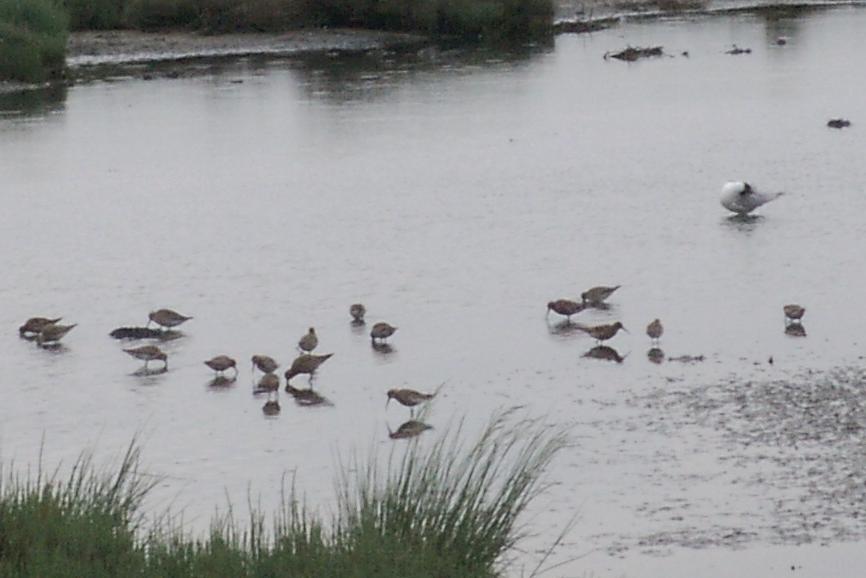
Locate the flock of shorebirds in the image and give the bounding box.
[18,305,436,436]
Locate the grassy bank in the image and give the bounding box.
[0,0,68,82]
[60,0,554,38]
[0,413,567,577]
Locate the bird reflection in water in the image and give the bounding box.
[388,420,433,440]
[371,342,395,355]
[207,375,237,388]
[785,323,807,337]
[583,345,627,363]
[253,373,279,395]
[285,384,331,407]
[547,319,583,337]
[262,395,281,417]
[647,347,665,364]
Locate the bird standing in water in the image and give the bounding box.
[576,321,628,344]
[251,354,279,375]
[35,323,77,346]
[204,355,238,377]
[386,388,435,417]
[147,309,193,330]
[371,322,398,344]
[581,285,621,306]
[547,299,585,321]
[720,181,784,215]
[646,318,663,344]
[350,303,366,323]
[123,345,168,370]
[298,327,318,354]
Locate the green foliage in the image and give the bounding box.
[63,0,126,30]
[123,0,197,29]
[0,413,566,577]
[0,0,68,82]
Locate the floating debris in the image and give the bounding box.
[827,118,851,129]
[668,354,705,363]
[725,44,751,55]
[109,326,178,340]
[554,16,618,34]
[605,46,664,61]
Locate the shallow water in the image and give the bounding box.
[3,6,866,577]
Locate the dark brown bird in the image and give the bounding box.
[646,318,663,343]
[284,353,333,384]
[371,322,397,344]
[204,355,237,376]
[147,309,193,329]
[19,317,62,336]
[576,321,628,343]
[298,327,318,354]
[35,323,77,345]
[123,345,168,369]
[827,118,851,129]
[350,303,366,323]
[547,299,585,321]
[783,304,806,323]
[387,388,435,416]
[251,354,279,375]
[581,285,621,305]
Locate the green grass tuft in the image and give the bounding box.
[0,0,68,82]
[0,412,566,577]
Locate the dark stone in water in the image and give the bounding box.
[605,46,664,61]
[725,45,751,55]
[554,17,619,34]
[827,118,851,129]
[110,326,170,339]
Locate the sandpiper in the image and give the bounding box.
[254,373,280,393]
[35,323,77,346]
[298,327,318,354]
[646,318,663,343]
[783,304,806,323]
[19,317,62,336]
[386,388,435,417]
[147,309,193,330]
[123,345,167,369]
[576,321,627,343]
[581,285,621,306]
[371,322,397,344]
[251,354,279,375]
[547,299,585,321]
[720,181,784,215]
[284,353,333,384]
[350,303,366,323]
[204,355,237,376]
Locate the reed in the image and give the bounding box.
[0,412,567,577]
[0,0,68,82]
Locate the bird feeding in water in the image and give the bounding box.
[35,323,77,346]
[720,181,784,215]
[581,285,621,306]
[371,322,397,344]
[386,388,435,417]
[19,317,62,336]
[123,345,168,370]
[547,299,586,321]
[147,309,193,330]
[251,354,278,375]
[783,304,806,324]
[204,355,238,376]
[284,353,333,385]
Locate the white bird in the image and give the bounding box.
[720,181,784,215]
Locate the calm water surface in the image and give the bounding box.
[3,7,866,577]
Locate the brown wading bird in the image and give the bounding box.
[147,309,193,330]
[19,317,62,336]
[298,327,318,354]
[576,321,628,343]
[251,354,279,375]
[123,345,168,370]
[547,299,586,321]
[783,304,806,324]
[386,388,435,417]
[284,353,333,385]
[350,303,366,323]
[254,373,280,393]
[370,322,397,344]
[35,323,77,346]
[204,355,237,376]
[581,285,621,306]
[646,319,663,344]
